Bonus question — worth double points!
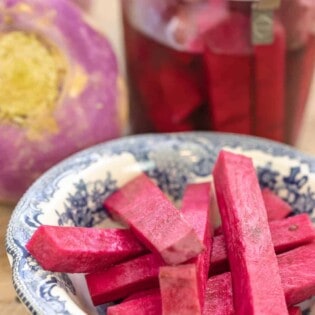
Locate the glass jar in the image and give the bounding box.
[122,0,315,144]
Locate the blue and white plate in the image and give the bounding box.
[6,132,315,314]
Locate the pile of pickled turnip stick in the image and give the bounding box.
[27,150,315,314]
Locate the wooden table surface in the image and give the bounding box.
[1,2,315,314]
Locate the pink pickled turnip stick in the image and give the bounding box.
[214,187,292,234]
[253,21,286,142]
[159,264,201,315]
[204,52,253,134]
[104,174,204,265]
[85,253,163,306]
[26,226,146,273]
[138,68,195,132]
[123,288,160,302]
[124,17,198,134]
[181,182,212,309]
[204,12,253,134]
[107,290,162,315]
[138,51,199,132]
[261,188,292,220]
[204,242,315,314]
[181,183,211,239]
[158,64,203,124]
[213,150,288,315]
[158,182,211,314]
[279,242,315,306]
[203,272,233,315]
[90,239,315,310]
[268,213,315,253]
[210,213,315,275]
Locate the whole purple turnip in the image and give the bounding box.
[0,0,125,203]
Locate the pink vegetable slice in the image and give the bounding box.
[181,182,212,309]
[203,272,233,315]
[103,173,204,265]
[288,306,302,315]
[157,63,204,124]
[214,188,292,235]
[210,213,315,275]
[181,183,212,241]
[123,288,160,302]
[204,242,315,314]
[215,187,292,233]
[279,242,315,306]
[124,17,202,134]
[137,65,199,132]
[204,12,253,134]
[26,225,146,273]
[90,240,315,310]
[253,21,286,142]
[85,253,164,306]
[268,213,315,253]
[213,150,288,315]
[159,264,201,315]
[261,188,292,220]
[158,182,211,314]
[107,289,162,315]
[204,50,253,134]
